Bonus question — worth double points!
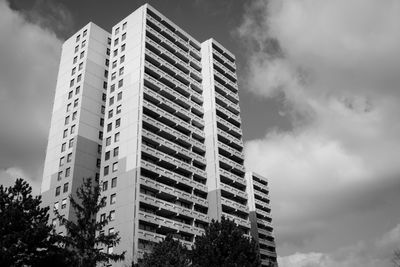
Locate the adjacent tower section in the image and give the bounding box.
[41,23,110,232]
[246,172,278,267]
[201,39,250,233]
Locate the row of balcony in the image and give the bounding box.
[260,248,277,258]
[220,182,247,200]
[211,41,235,64]
[142,114,205,154]
[219,154,245,174]
[142,128,205,166]
[140,176,208,208]
[137,228,192,249]
[216,102,241,127]
[212,48,236,73]
[215,91,240,115]
[219,168,246,188]
[214,81,239,105]
[143,99,204,141]
[142,144,207,180]
[256,217,273,229]
[216,115,242,139]
[145,61,203,105]
[143,85,204,130]
[139,212,205,238]
[148,15,201,62]
[218,141,244,161]
[221,212,250,229]
[254,190,271,203]
[221,196,248,214]
[139,193,209,223]
[144,73,204,117]
[258,238,276,248]
[141,160,207,193]
[257,227,273,237]
[217,128,243,152]
[214,70,238,94]
[254,197,271,210]
[253,180,270,194]
[213,59,236,83]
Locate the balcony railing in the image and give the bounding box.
[256,218,273,229]
[219,154,246,174]
[218,141,244,161]
[258,238,276,248]
[220,182,247,200]
[216,116,242,139]
[221,212,250,229]
[219,168,246,188]
[221,197,248,213]
[254,198,271,209]
[260,249,277,258]
[214,81,239,105]
[212,48,236,71]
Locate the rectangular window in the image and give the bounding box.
[109,210,115,221]
[104,166,109,176]
[97,158,101,168]
[75,45,79,53]
[111,177,117,188]
[121,33,126,41]
[63,183,69,193]
[108,37,111,45]
[70,125,76,134]
[115,119,120,128]
[109,97,114,106]
[76,34,80,42]
[70,79,74,87]
[57,171,63,181]
[102,93,107,101]
[72,111,77,120]
[110,84,115,93]
[103,181,108,191]
[122,22,127,30]
[71,67,76,75]
[74,99,79,107]
[67,153,72,163]
[55,186,61,196]
[117,92,122,101]
[99,131,103,140]
[101,106,105,114]
[108,246,113,254]
[104,70,108,78]
[73,56,78,64]
[107,123,112,132]
[106,137,111,146]
[105,58,109,66]
[108,110,113,119]
[118,79,123,88]
[106,48,110,55]
[61,198,67,209]
[81,40,86,48]
[113,49,118,57]
[112,162,118,172]
[77,74,82,82]
[119,67,124,76]
[100,118,104,127]
[100,213,106,222]
[67,103,72,112]
[116,105,121,114]
[59,157,65,167]
[112,60,117,69]
[120,55,125,64]
[115,27,120,34]
[121,44,126,52]
[63,129,68,138]
[80,51,84,59]
[61,143,66,152]
[65,116,70,125]
[114,132,120,142]
[110,194,116,205]
[68,91,73,99]
[103,81,108,90]
[109,227,114,235]
[65,167,71,177]
[83,29,87,37]
[79,62,83,70]
[113,147,119,157]
[114,38,119,46]
[75,86,80,94]
[69,138,74,148]
[111,72,116,81]
[98,144,102,154]
[54,202,59,210]
[105,151,110,161]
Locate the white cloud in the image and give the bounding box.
[238,0,400,260]
[0,1,62,187]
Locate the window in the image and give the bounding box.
[114,38,119,46]
[97,158,101,168]
[101,106,105,114]
[118,79,123,88]
[65,167,71,177]
[83,29,87,37]
[109,210,115,221]
[80,51,84,59]
[104,70,108,78]
[104,166,109,176]
[100,118,104,127]
[110,84,115,93]
[73,56,78,64]
[65,116,70,125]
[59,157,65,167]
[115,27,120,34]
[113,147,119,157]
[107,246,113,254]
[67,103,72,112]
[76,34,80,42]
[106,48,110,55]
[107,123,112,132]
[99,131,103,140]
[63,129,68,138]
[111,72,116,81]
[79,62,83,70]
[103,81,108,89]
[103,181,108,191]
[98,144,102,153]
[119,67,124,76]
[111,177,117,188]
[61,198,67,209]
[108,110,113,119]
[120,55,125,64]
[81,40,86,48]
[121,44,126,52]
[68,91,73,99]
[74,99,79,107]
[95,173,100,182]
[61,143,66,152]
[63,183,69,193]
[74,45,79,53]
[113,49,118,57]
[116,105,121,114]
[106,137,111,146]
[109,97,114,106]
[54,202,59,210]
[67,153,72,163]
[77,74,82,82]
[100,213,106,222]
[112,60,117,69]
[109,227,114,234]
[114,132,120,142]
[117,92,122,101]
[110,194,116,205]
[122,22,127,30]
[105,151,110,161]
[75,86,80,94]
[72,111,77,120]
[69,138,74,148]
[121,33,126,41]
[55,186,61,196]
[102,93,107,101]
[70,125,76,134]
[108,37,111,45]
[57,171,63,181]
[112,162,118,172]
[105,59,109,66]
[70,79,74,87]
[115,119,120,128]
[71,67,76,75]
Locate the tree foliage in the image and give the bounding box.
[191,217,261,267]
[0,178,66,266]
[56,178,125,267]
[138,234,190,267]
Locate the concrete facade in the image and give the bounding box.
[41,4,277,266]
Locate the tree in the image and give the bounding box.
[137,234,190,267]
[191,217,261,267]
[0,178,66,266]
[393,249,400,267]
[56,177,125,267]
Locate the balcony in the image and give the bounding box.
[216,116,242,139]
[212,47,236,71]
[254,190,270,202]
[254,198,271,210]
[258,228,273,236]
[219,154,245,174]
[256,218,273,229]
[213,60,237,83]
[214,70,238,94]
[218,141,244,161]
[258,238,276,248]
[221,197,248,214]
[219,168,246,188]
[214,81,239,105]
[216,102,241,127]
[220,182,247,200]
[221,212,250,229]
[260,249,277,258]
[215,92,240,115]
[137,229,164,244]
[217,128,243,150]
[141,160,207,193]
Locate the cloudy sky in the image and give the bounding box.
[1,0,399,266]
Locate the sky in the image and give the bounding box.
[0,0,399,266]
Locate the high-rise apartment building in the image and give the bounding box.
[41,3,277,266]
